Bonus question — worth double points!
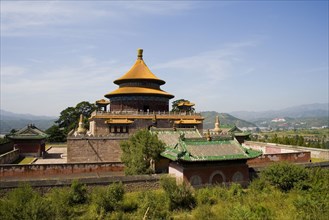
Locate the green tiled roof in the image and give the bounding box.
[156,128,261,162]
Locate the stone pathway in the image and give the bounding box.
[33,146,67,164]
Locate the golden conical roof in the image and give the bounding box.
[113,49,165,85]
[105,87,174,98]
[105,49,174,99]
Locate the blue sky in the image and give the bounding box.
[1,1,328,116]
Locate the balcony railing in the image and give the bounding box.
[91,110,202,117]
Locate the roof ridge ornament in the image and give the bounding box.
[137,48,143,60]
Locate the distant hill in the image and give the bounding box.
[252,117,329,129]
[0,109,56,134]
[230,103,328,121]
[201,111,257,129]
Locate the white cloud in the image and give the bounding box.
[154,41,256,82]
[0,1,195,37]
[0,57,130,115]
[1,66,26,77]
[122,2,195,15]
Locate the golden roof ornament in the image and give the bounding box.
[137,48,143,60]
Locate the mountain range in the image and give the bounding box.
[230,103,328,121]
[0,103,328,133]
[0,109,56,134]
[201,111,256,129]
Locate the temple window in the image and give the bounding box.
[209,171,226,184]
[190,175,202,186]
[109,125,129,133]
[232,171,244,182]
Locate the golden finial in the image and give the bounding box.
[137,48,143,60]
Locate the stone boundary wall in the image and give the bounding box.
[244,141,329,160]
[0,174,162,191]
[247,151,311,166]
[0,149,19,164]
[0,162,124,178]
[249,161,329,180]
[0,142,13,155]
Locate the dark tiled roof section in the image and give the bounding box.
[152,128,202,147]
[8,124,48,140]
[185,141,246,158]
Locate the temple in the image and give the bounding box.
[67,49,204,162]
[67,49,261,186]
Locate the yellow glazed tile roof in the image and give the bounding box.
[105,87,174,98]
[113,49,165,85]
[96,99,110,105]
[105,119,134,124]
[177,101,195,107]
[174,119,202,124]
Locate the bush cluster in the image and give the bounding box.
[1,163,328,220]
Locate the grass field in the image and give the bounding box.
[12,156,35,164]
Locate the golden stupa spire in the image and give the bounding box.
[77,114,86,134]
[213,115,221,133]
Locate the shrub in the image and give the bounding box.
[160,175,196,211]
[137,190,170,220]
[46,188,72,220]
[192,204,216,220]
[0,184,51,220]
[92,182,125,214]
[261,162,309,192]
[228,183,244,197]
[69,180,88,205]
[196,187,220,205]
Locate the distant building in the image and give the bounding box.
[7,124,48,157]
[271,118,286,122]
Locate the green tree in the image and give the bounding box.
[270,133,278,143]
[55,107,78,134]
[120,129,165,175]
[261,162,309,192]
[45,125,66,142]
[55,101,97,134]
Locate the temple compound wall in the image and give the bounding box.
[67,136,126,163]
[0,149,19,164]
[243,141,328,163]
[0,162,124,179]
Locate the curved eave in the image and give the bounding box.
[8,135,48,140]
[105,87,174,99]
[96,99,110,105]
[178,102,195,107]
[113,60,165,85]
